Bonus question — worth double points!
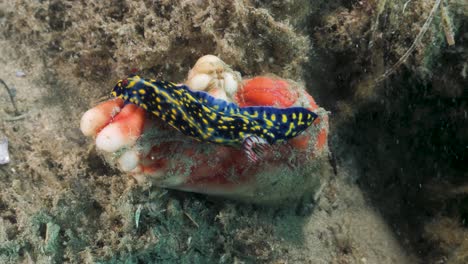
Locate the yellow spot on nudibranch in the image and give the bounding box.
[242,111,256,118]
[209,112,217,120]
[298,112,305,125]
[202,106,211,113]
[271,114,276,121]
[127,81,136,88]
[185,93,197,102]
[285,122,295,136]
[282,114,287,123]
[265,119,273,127]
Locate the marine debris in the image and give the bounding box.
[0,137,9,164]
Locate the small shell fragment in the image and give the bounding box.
[15,71,26,77]
[0,138,10,164]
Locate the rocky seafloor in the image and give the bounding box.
[0,0,466,263]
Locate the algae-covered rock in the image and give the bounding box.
[3,0,309,83]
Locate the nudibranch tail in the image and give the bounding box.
[112,75,318,149]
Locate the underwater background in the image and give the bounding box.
[0,0,467,263]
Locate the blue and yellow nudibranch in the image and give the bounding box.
[112,75,318,161]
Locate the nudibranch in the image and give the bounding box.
[112,75,318,161]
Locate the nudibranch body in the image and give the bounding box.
[112,75,318,161]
